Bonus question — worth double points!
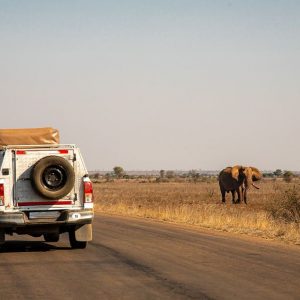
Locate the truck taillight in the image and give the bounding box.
[58,149,69,154]
[16,150,26,155]
[84,181,93,203]
[0,184,4,205]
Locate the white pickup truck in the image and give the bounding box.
[0,128,93,249]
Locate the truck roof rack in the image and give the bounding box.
[1,144,75,150]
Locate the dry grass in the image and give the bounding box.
[93,179,300,244]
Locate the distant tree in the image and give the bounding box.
[188,170,197,177]
[159,170,165,178]
[94,172,100,179]
[194,173,201,183]
[263,173,274,178]
[188,170,194,178]
[105,173,112,182]
[166,170,175,179]
[188,170,200,182]
[273,169,283,177]
[113,166,125,178]
[283,171,294,183]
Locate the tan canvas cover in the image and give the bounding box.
[0,128,60,146]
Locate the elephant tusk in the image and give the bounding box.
[252,183,260,189]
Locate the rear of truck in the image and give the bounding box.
[0,128,93,249]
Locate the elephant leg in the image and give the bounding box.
[236,188,241,204]
[243,188,248,204]
[231,190,236,204]
[221,190,226,203]
[220,186,226,203]
[241,186,247,204]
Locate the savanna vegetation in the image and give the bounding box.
[91,170,300,244]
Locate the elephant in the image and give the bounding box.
[218,166,262,204]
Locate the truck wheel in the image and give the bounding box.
[69,229,87,249]
[31,156,75,199]
[0,230,5,245]
[43,233,59,242]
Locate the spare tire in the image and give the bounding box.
[31,156,75,199]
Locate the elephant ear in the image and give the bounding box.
[231,165,243,181]
[250,167,262,181]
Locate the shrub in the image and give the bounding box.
[283,171,294,183]
[166,171,175,179]
[155,177,169,183]
[105,172,114,182]
[266,186,300,223]
[273,169,283,177]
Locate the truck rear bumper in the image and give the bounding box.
[0,209,94,227]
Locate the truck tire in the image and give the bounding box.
[0,230,5,245]
[69,229,87,249]
[31,156,75,199]
[43,233,60,242]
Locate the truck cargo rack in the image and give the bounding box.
[1,144,76,150]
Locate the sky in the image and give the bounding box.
[0,0,299,171]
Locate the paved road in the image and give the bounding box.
[1,214,300,300]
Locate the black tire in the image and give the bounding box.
[69,229,87,249]
[31,156,75,199]
[0,230,5,245]
[43,233,59,242]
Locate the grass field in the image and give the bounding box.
[93,179,300,244]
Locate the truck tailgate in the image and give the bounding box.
[13,149,77,208]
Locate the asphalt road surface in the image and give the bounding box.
[1,214,300,300]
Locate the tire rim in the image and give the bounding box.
[42,166,66,190]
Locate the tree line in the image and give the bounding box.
[90,167,297,183]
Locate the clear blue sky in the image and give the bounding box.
[0,0,299,170]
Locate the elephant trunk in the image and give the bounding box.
[245,177,252,190]
[241,176,252,203]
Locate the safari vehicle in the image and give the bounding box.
[0,128,93,249]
